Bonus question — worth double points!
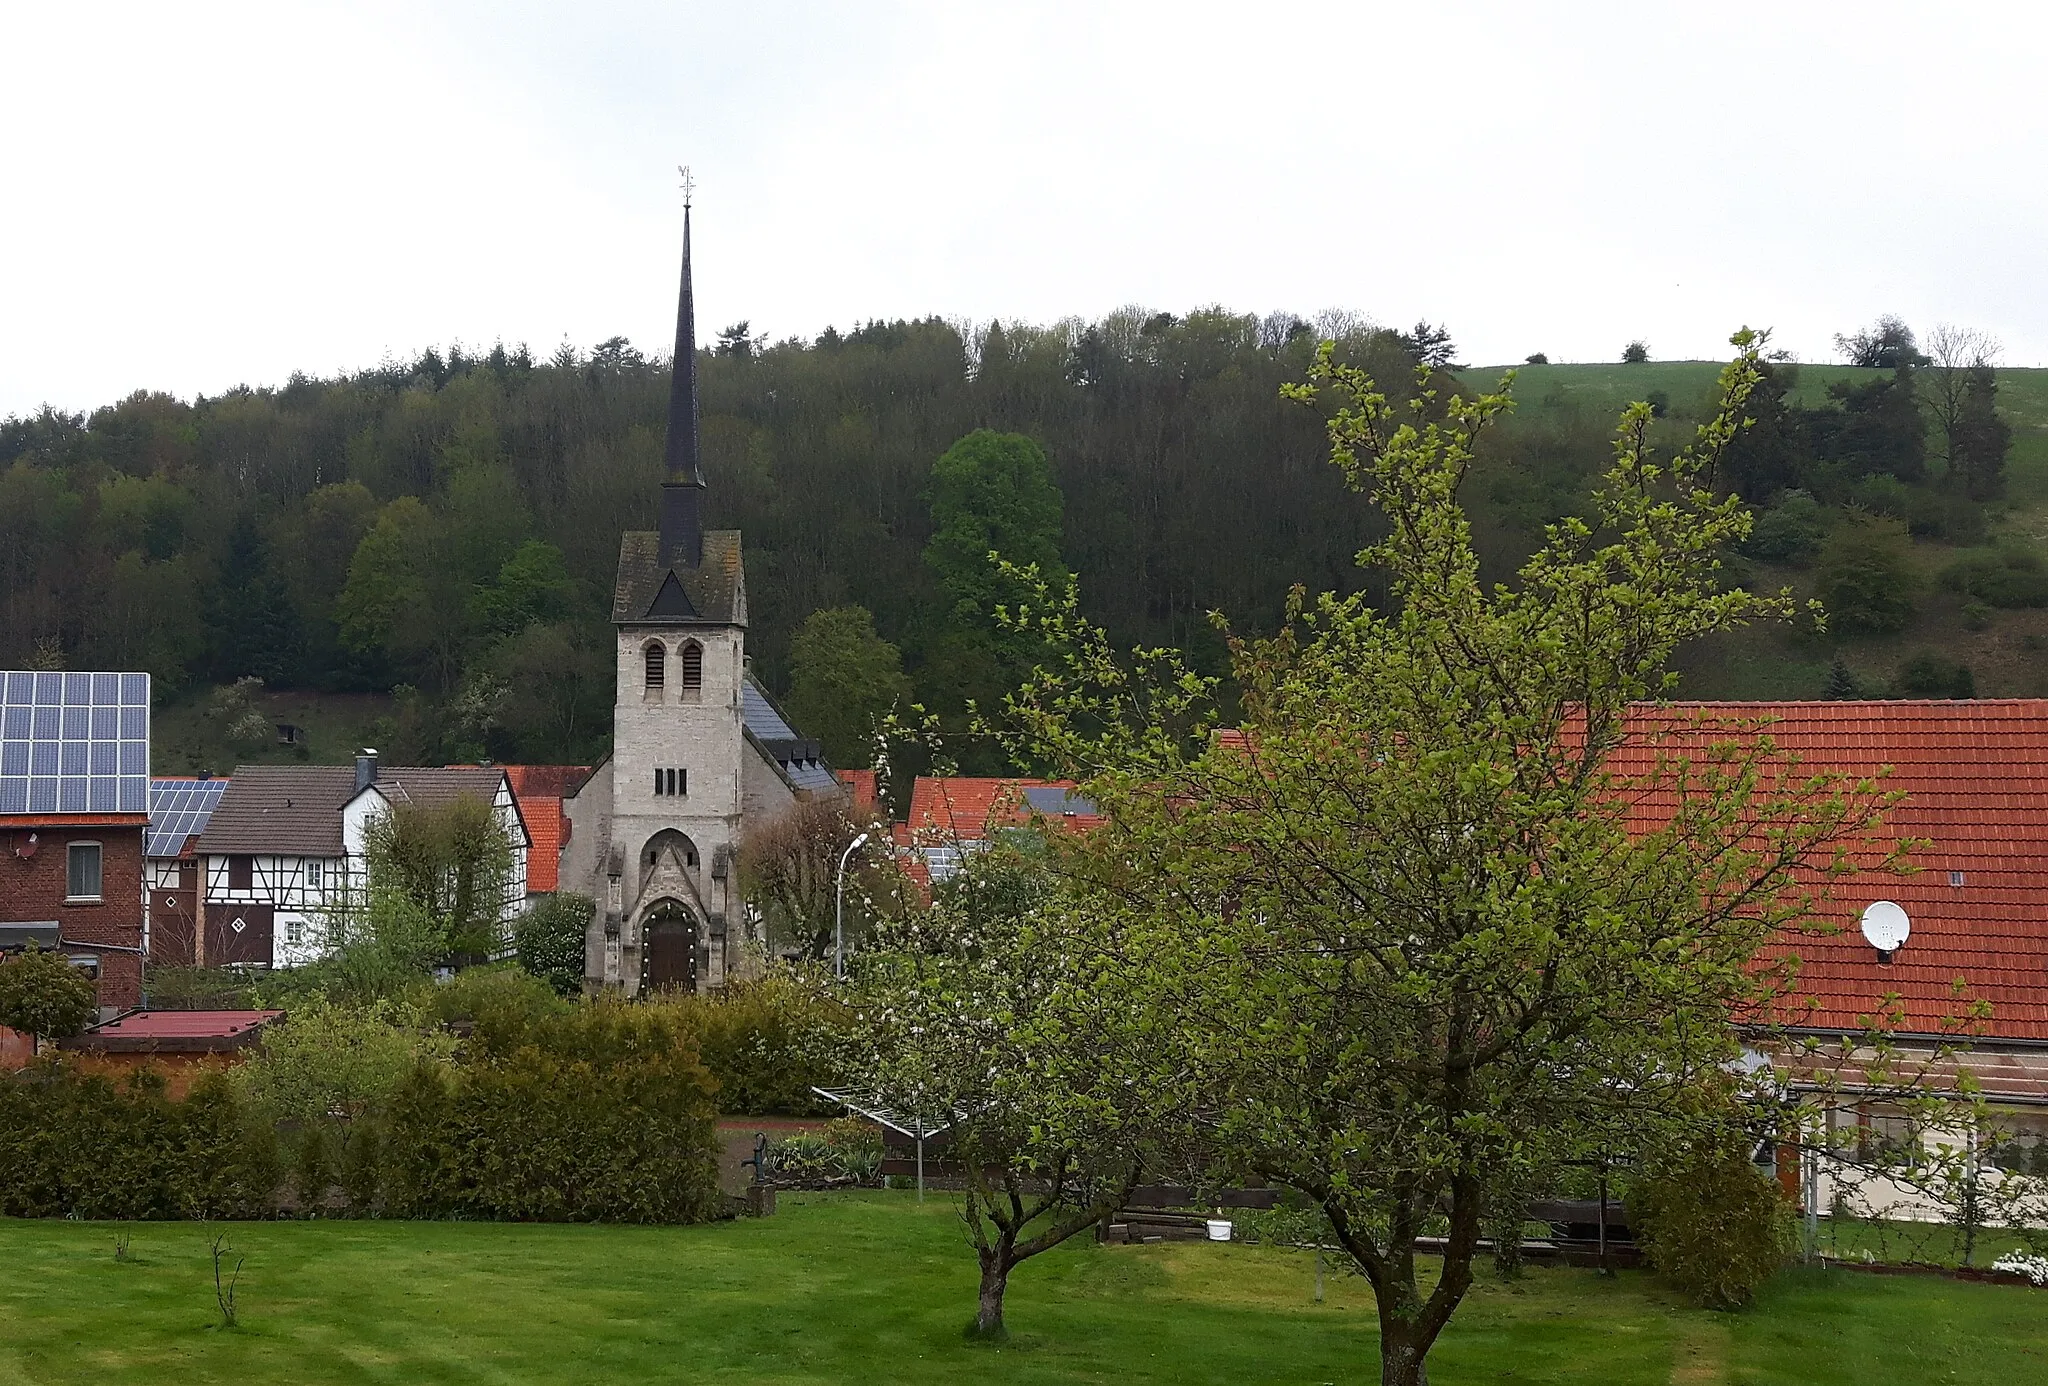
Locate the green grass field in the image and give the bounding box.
[2,1193,2045,1384]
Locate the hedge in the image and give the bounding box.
[0,1063,278,1219]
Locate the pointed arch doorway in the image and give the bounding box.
[641,899,699,993]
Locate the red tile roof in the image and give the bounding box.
[902,777,1103,841]
[498,765,588,894]
[1600,701,2048,1042]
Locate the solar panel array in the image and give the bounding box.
[0,671,150,816]
[147,777,228,857]
[1021,785,1098,817]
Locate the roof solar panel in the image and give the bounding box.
[0,670,149,819]
[146,776,227,857]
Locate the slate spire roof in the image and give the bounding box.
[622,192,743,626]
[657,196,706,569]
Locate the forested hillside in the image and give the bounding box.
[3,310,2039,775]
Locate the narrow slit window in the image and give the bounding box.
[681,641,703,701]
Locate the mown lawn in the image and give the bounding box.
[1,1192,2045,1384]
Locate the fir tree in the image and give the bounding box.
[1824,658,1858,700]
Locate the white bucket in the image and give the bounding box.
[1205,1219,1233,1242]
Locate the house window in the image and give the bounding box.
[644,641,666,697]
[680,641,703,701]
[653,767,687,797]
[65,842,102,900]
[285,915,303,947]
[306,859,323,891]
[229,855,253,891]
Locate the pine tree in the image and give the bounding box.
[1824,658,1858,700]
[1950,364,2012,501]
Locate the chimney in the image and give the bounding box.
[355,749,379,795]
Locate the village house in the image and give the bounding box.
[492,765,589,900]
[0,670,153,1016]
[143,775,229,966]
[893,776,1101,887]
[188,753,529,968]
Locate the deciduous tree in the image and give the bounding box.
[998,330,1893,1386]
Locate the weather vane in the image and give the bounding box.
[678,165,695,208]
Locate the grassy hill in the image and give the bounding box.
[1473,360,2048,702]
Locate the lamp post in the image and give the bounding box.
[834,831,870,981]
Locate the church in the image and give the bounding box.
[559,200,842,994]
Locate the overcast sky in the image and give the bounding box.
[4,2,2044,418]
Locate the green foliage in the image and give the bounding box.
[0,945,98,1040]
[1950,364,2012,501]
[1739,491,1828,564]
[419,963,570,1050]
[293,1122,336,1210]
[232,996,457,1132]
[766,1120,884,1185]
[1895,652,1976,699]
[361,794,517,962]
[995,329,1894,1383]
[0,1063,278,1219]
[513,893,593,995]
[1631,1136,1793,1309]
[382,998,721,1222]
[1621,340,1649,364]
[1523,352,1549,366]
[1836,314,1929,369]
[145,964,260,1010]
[924,429,1069,625]
[1816,518,1917,635]
[1823,658,1860,700]
[784,606,911,769]
[660,970,853,1116]
[260,886,446,1006]
[1939,548,2048,608]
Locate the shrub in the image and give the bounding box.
[767,1119,884,1185]
[1896,653,1975,699]
[419,963,569,1051]
[659,970,852,1116]
[1630,1135,1792,1309]
[1816,519,1917,635]
[145,965,260,1010]
[1739,491,1827,564]
[382,998,721,1222]
[514,893,592,995]
[1621,341,1649,364]
[1847,474,1910,519]
[1523,352,1549,366]
[0,945,98,1040]
[1939,549,2048,609]
[0,1061,277,1219]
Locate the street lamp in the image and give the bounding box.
[834,831,870,980]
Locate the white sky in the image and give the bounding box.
[4,2,2046,419]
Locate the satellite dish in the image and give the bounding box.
[1860,900,1911,956]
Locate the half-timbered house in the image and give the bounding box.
[192,755,528,968]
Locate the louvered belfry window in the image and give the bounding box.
[644,641,666,694]
[680,641,703,701]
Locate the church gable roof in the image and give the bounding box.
[612,529,744,625]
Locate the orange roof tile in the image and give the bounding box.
[496,765,588,895]
[1599,701,2048,1042]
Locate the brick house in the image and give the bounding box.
[0,671,152,1016]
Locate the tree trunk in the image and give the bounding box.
[1379,1323,1428,1386]
[972,1257,1011,1339]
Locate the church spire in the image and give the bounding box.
[658,169,705,568]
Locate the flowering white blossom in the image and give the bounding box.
[1992,1252,2048,1286]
